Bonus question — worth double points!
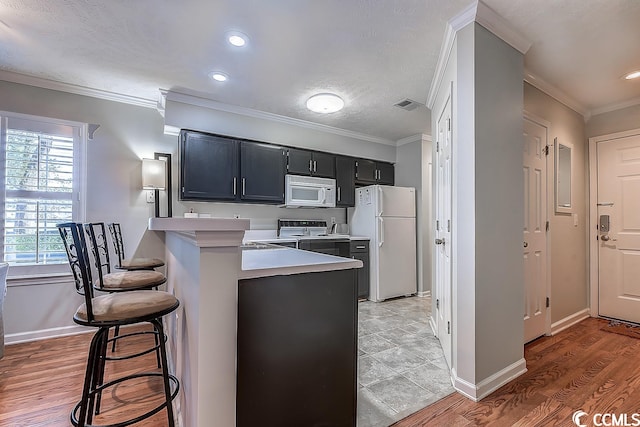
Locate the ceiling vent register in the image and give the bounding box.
[393,98,421,111]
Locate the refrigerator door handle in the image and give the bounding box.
[378,217,384,247]
[377,186,383,216]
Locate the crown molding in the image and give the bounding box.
[0,70,157,109]
[162,89,396,146]
[396,133,432,146]
[426,2,476,109]
[475,1,531,55]
[427,1,532,109]
[524,70,589,118]
[589,96,640,118]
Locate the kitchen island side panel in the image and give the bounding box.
[237,268,358,427]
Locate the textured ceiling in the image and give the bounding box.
[0,0,639,142]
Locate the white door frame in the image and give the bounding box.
[588,127,640,317]
[523,111,552,337]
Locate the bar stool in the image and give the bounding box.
[84,223,166,355]
[58,222,179,427]
[108,223,164,271]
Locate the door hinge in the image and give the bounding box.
[436,220,440,231]
[447,321,451,334]
[436,299,439,309]
[546,297,550,308]
[546,221,550,232]
[436,141,440,152]
[447,118,451,131]
[543,145,550,156]
[447,220,450,232]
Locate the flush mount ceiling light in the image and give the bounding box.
[210,71,228,82]
[624,70,640,80]
[306,93,344,114]
[227,31,248,47]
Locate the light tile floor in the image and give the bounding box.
[357,296,455,427]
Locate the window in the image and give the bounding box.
[1,112,86,275]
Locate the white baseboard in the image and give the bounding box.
[453,358,527,401]
[417,290,432,298]
[429,316,437,336]
[550,308,590,336]
[5,324,93,345]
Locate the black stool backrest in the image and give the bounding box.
[107,223,126,269]
[84,223,112,290]
[57,222,96,322]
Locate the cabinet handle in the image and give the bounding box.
[337,186,341,201]
[233,177,237,196]
[242,178,246,196]
[313,160,317,172]
[356,245,366,249]
[309,159,313,172]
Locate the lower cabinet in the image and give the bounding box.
[350,240,370,300]
[237,269,357,427]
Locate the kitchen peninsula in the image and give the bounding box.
[149,218,362,427]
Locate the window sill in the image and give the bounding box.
[7,272,74,288]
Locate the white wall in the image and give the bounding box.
[433,22,525,398]
[524,82,588,325]
[0,79,392,340]
[586,104,640,139]
[395,135,432,295]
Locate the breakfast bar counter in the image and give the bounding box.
[149,218,362,427]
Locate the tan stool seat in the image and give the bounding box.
[119,257,165,270]
[75,290,178,323]
[97,270,166,290]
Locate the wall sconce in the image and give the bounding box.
[142,153,172,217]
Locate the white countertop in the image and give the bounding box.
[240,246,362,280]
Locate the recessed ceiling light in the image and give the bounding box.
[306,93,344,114]
[210,72,228,82]
[624,70,640,80]
[227,31,248,47]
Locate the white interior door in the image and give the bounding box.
[597,134,640,323]
[434,90,452,368]
[523,117,549,342]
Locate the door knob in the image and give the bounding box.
[435,238,445,245]
[523,241,528,248]
[600,235,617,242]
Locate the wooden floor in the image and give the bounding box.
[0,325,171,427]
[394,317,640,426]
[1,318,639,426]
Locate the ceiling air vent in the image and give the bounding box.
[393,98,421,111]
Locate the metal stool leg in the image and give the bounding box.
[153,318,176,427]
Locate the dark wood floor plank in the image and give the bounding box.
[394,318,640,427]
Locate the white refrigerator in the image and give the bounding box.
[349,185,417,302]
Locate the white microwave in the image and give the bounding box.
[284,174,336,208]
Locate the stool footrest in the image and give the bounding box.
[70,372,179,427]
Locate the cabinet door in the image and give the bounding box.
[353,251,370,299]
[312,152,336,178]
[180,131,238,200]
[240,142,286,203]
[287,148,313,176]
[355,159,377,184]
[376,162,395,185]
[335,156,355,207]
